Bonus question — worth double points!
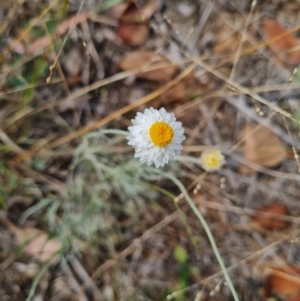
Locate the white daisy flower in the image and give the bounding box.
[127,107,186,168]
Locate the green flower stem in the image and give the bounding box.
[148,167,239,301]
[175,155,204,166]
[99,129,129,136]
[25,253,58,301]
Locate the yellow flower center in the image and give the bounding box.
[149,121,174,147]
[204,154,219,167]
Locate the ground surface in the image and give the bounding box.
[1,0,300,300]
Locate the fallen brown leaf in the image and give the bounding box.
[119,50,178,82]
[251,203,289,230]
[15,227,62,262]
[263,18,300,67]
[116,2,158,46]
[264,265,300,301]
[119,1,158,23]
[26,12,90,55]
[56,12,91,36]
[238,164,257,175]
[243,124,286,167]
[117,23,149,46]
[0,211,61,262]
